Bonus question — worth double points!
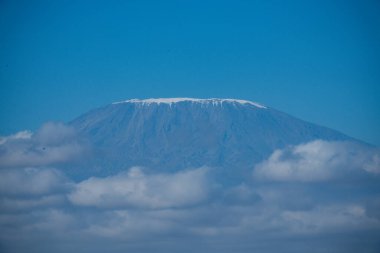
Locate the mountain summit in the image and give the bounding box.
[112,98,267,108]
[70,98,351,180]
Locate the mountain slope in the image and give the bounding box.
[69,98,352,180]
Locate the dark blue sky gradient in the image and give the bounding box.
[1,0,379,145]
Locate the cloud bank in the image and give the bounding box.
[0,136,380,253]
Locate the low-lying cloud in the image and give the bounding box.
[0,136,380,253]
[0,168,70,196]
[69,167,210,209]
[253,140,380,182]
[0,122,86,168]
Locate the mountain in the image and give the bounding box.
[69,98,352,181]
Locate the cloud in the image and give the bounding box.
[0,168,71,196]
[221,183,261,206]
[253,140,380,182]
[0,131,32,145]
[0,168,71,212]
[0,122,86,169]
[82,209,182,238]
[69,167,210,209]
[0,209,75,243]
[0,165,379,253]
[0,195,66,212]
[0,140,379,253]
[281,204,380,235]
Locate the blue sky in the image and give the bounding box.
[1,0,379,145]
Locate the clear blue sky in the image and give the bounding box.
[1,0,379,145]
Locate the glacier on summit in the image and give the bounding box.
[112,98,267,108]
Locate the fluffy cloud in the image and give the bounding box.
[0,136,380,253]
[0,168,71,212]
[69,167,210,209]
[253,140,380,182]
[0,168,71,196]
[0,165,379,253]
[0,122,86,168]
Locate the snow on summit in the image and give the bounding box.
[112,98,267,109]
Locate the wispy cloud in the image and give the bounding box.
[0,131,32,145]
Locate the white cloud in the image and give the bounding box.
[0,166,379,253]
[0,168,71,196]
[0,136,379,253]
[0,130,32,145]
[0,122,86,168]
[281,204,380,234]
[69,167,210,209]
[253,140,380,182]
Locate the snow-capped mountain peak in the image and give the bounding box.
[112,98,267,109]
[70,98,352,180]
